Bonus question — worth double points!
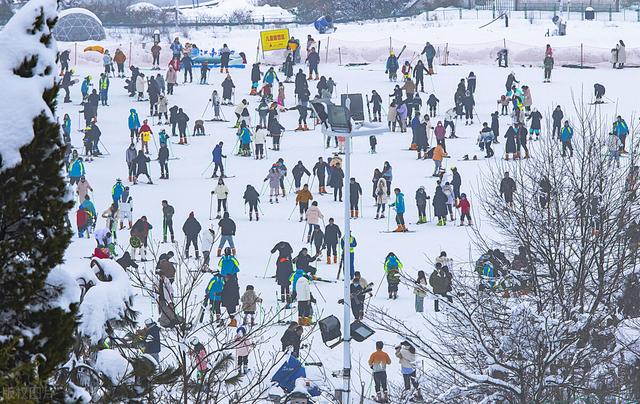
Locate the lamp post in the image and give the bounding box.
[321,104,386,404]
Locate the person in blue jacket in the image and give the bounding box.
[69,157,85,185]
[206,271,225,324]
[340,234,357,278]
[80,76,91,101]
[264,67,279,85]
[62,113,72,144]
[218,247,240,278]
[170,37,183,58]
[614,115,629,153]
[421,42,436,74]
[111,178,125,205]
[314,15,335,34]
[390,187,408,232]
[561,120,573,157]
[128,108,141,142]
[80,195,96,219]
[211,141,226,178]
[385,52,399,82]
[237,122,252,157]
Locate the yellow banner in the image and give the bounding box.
[260,28,289,52]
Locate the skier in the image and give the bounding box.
[478,122,494,158]
[313,157,328,194]
[182,212,202,259]
[462,90,475,125]
[128,108,141,143]
[429,263,452,312]
[457,193,472,226]
[139,119,152,155]
[166,65,177,95]
[133,150,152,184]
[434,120,446,153]
[264,167,281,203]
[305,201,324,243]
[188,337,209,380]
[369,90,383,122]
[199,61,210,85]
[413,60,428,92]
[151,42,161,69]
[119,191,133,230]
[421,41,436,74]
[329,162,345,202]
[443,182,455,222]
[281,322,303,357]
[384,252,402,299]
[235,326,254,374]
[161,200,175,243]
[401,61,412,81]
[295,184,313,222]
[219,43,232,74]
[504,124,517,160]
[213,178,229,219]
[157,94,168,124]
[283,54,294,83]
[181,52,193,83]
[385,51,399,81]
[267,103,285,151]
[415,186,428,224]
[552,105,564,139]
[141,319,161,363]
[467,71,477,94]
[206,271,225,325]
[433,185,448,226]
[306,47,320,80]
[221,271,240,327]
[560,120,574,157]
[98,73,109,106]
[324,218,341,265]
[528,108,543,141]
[614,115,629,153]
[176,108,189,145]
[114,48,126,77]
[340,233,357,279]
[368,341,392,403]
[426,94,439,117]
[135,72,146,101]
[271,241,294,303]
[505,71,519,93]
[451,167,461,200]
[130,215,152,261]
[349,178,362,219]
[443,107,456,138]
[221,74,235,105]
[292,161,311,192]
[390,188,407,232]
[432,143,447,177]
[499,171,516,208]
[543,53,554,82]
[387,101,398,132]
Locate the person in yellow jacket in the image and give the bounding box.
[139,119,153,155]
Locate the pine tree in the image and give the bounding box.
[0,0,77,397]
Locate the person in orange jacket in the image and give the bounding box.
[368,341,392,402]
[432,143,448,176]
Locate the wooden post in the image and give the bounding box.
[338,47,342,66]
[580,43,583,68]
[325,36,330,64]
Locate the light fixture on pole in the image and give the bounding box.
[319,101,387,404]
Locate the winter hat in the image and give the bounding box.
[189,337,199,346]
[461,193,467,198]
[145,318,155,326]
[237,326,246,336]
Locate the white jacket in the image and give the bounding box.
[214,184,229,199]
[201,229,215,252]
[254,129,266,144]
[296,276,311,301]
[136,76,146,93]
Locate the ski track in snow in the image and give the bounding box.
[58,17,640,400]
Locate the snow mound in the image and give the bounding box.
[46,265,81,312]
[77,259,135,344]
[95,350,130,383]
[180,0,293,21]
[0,0,58,172]
[128,2,163,13]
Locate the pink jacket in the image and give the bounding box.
[190,347,209,372]
[306,205,323,225]
[434,124,446,140]
[235,335,253,357]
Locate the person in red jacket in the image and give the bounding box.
[76,208,89,238]
[457,193,472,226]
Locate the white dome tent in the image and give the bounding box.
[52,8,106,42]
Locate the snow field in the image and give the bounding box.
[59,17,640,400]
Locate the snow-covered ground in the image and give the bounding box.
[58,14,640,402]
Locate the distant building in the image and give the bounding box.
[405,0,619,12]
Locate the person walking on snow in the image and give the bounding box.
[295,184,313,222]
[369,341,392,403]
[415,186,428,224]
[385,51,399,81]
[384,252,402,299]
[349,178,363,219]
[242,184,261,221]
[457,193,472,226]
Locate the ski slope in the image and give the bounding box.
[58,15,640,402]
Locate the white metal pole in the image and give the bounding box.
[342,135,352,404]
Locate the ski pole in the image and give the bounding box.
[262,253,273,278]
[288,203,298,221]
[208,193,213,220]
[201,161,213,177]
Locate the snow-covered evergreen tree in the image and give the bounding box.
[0,0,77,395]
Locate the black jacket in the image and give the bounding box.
[271,241,293,259]
[292,163,311,180]
[349,182,362,202]
[218,217,236,235]
[281,329,301,356]
[313,161,328,178]
[158,145,169,163]
[324,223,341,245]
[429,268,452,296]
[243,186,260,203]
[182,216,202,237]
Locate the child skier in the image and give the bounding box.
[384,252,403,299]
[240,285,262,326]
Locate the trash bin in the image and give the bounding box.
[585,7,595,20]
